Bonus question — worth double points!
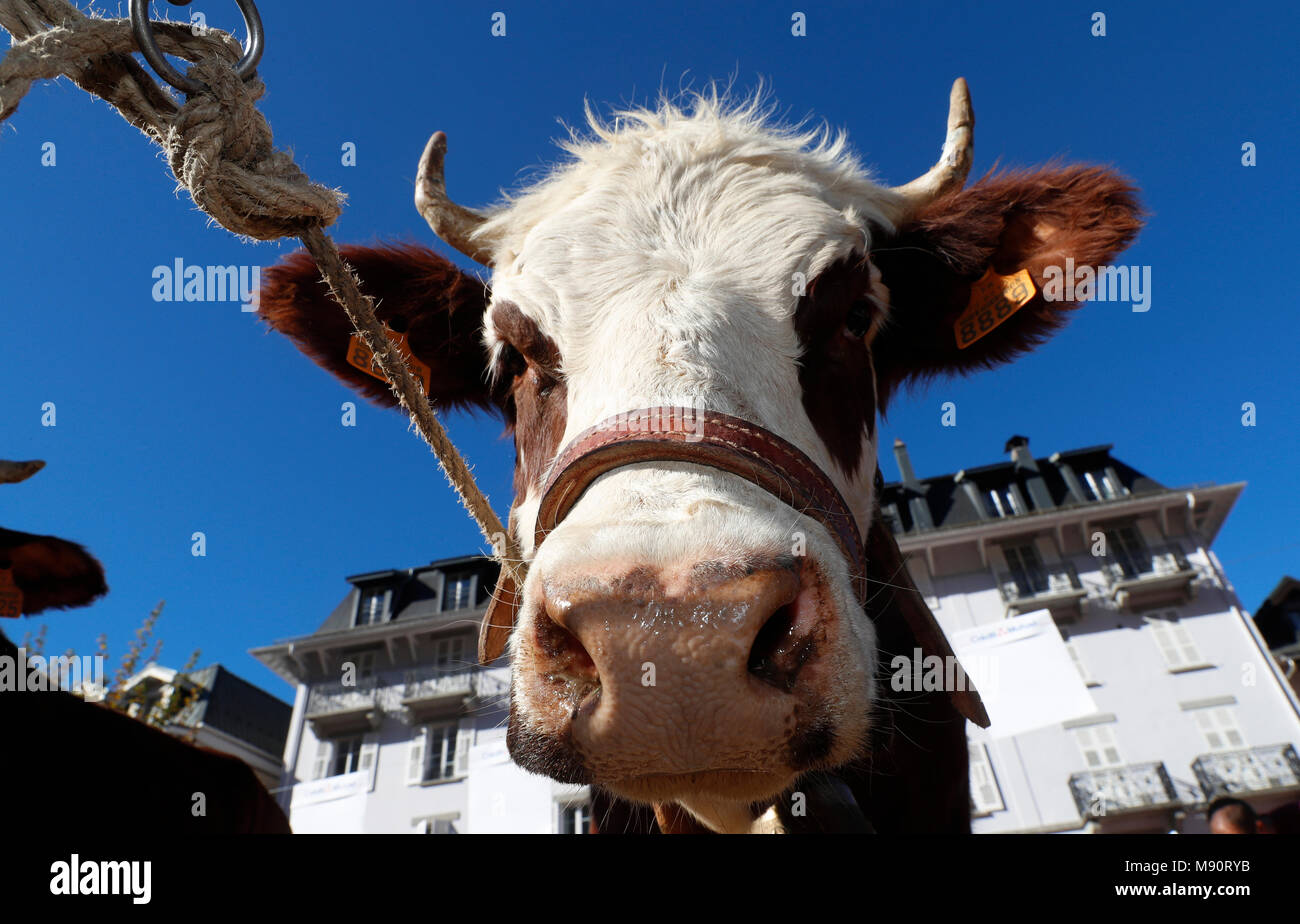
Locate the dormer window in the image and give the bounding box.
[356,586,387,626]
[442,572,477,611]
[985,485,1027,518]
[1083,468,1124,500]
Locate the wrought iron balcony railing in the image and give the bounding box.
[307,676,379,716]
[1193,744,1300,799]
[996,562,1084,606]
[1099,543,1191,585]
[1070,762,1180,819]
[307,665,506,718]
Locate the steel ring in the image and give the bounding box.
[129,0,265,95]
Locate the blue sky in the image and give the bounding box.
[2,0,1296,702]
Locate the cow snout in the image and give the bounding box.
[514,557,846,802]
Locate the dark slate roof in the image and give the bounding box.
[311,554,501,636]
[174,664,292,759]
[1254,577,1300,652]
[880,440,1168,535]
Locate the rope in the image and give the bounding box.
[0,0,527,589]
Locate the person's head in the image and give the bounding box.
[1208,797,1260,834]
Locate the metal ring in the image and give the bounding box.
[129,0,265,95]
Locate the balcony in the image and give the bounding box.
[400,665,477,723]
[1099,544,1197,609]
[1070,762,1180,819]
[306,678,381,736]
[306,665,508,732]
[1193,744,1300,800]
[996,563,1087,620]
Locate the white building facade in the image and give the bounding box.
[253,556,590,834]
[884,435,1300,833]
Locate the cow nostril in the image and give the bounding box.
[748,602,815,692]
[535,610,599,686]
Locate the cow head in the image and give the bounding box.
[260,80,1141,832]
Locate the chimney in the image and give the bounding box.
[1005,435,1056,511]
[1005,435,1037,471]
[893,438,921,488]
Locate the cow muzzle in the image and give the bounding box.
[520,552,852,801]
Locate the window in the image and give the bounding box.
[356,586,386,626]
[433,636,467,674]
[968,744,1004,816]
[442,572,476,611]
[1191,706,1246,752]
[407,722,462,784]
[1074,723,1123,769]
[558,801,591,834]
[985,484,1028,518]
[1144,610,1206,670]
[1105,524,1151,578]
[332,735,364,776]
[1085,469,1124,500]
[1061,632,1096,685]
[414,816,459,834]
[1002,542,1048,597]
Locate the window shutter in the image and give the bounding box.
[359,734,379,791]
[406,726,428,786]
[967,743,1004,815]
[1075,724,1123,769]
[1065,641,1093,685]
[1096,725,1121,766]
[1146,611,1203,670]
[454,720,472,777]
[312,738,332,781]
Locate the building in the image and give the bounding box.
[1253,576,1300,699]
[882,434,1300,833]
[252,555,590,833]
[117,662,291,792]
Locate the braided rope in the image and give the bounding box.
[0,0,526,589]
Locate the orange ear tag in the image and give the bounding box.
[953,268,1037,350]
[0,568,23,618]
[346,326,433,394]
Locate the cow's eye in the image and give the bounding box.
[844,300,874,338]
[497,343,527,382]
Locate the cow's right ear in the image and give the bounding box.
[259,243,495,413]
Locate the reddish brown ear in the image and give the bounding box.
[870,165,1143,409]
[259,243,494,412]
[0,527,107,615]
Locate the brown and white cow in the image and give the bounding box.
[260,80,1141,833]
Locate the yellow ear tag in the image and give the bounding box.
[346,326,433,395]
[954,267,1037,350]
[0,568,23,618]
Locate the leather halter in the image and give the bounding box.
[478,407,865,662]
[476,405,988,730]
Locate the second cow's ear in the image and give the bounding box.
[870,165,1143,410]
[259,243,495,413]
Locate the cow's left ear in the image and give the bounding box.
[0,527,108,615]
[870,165,1143,410]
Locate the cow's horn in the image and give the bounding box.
[889,78,974,216]
[415,131,497,266]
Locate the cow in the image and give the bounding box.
[259,79,1142,833]
[0,459,292,833]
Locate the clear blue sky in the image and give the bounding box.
[2,0,1296,701]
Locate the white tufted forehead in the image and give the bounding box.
[477,89,901,552]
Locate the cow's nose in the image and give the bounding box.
[532,560,823,768]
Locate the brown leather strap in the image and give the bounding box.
[535,409,868,601]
